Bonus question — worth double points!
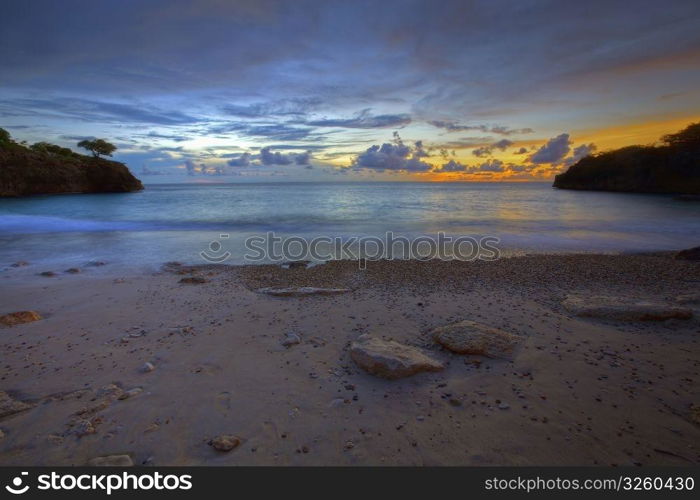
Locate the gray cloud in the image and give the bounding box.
[529,134,572,164]
[353,133,431,172]
[564,143,598,166]
[472,138,514,157]
[307,110,411,129]
[429,121,534,136]
[227,152,252,167]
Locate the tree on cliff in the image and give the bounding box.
[661,122,700,150]
[77,139,117,158]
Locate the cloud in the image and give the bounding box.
[437,158,506,173]
[528,133,572,164]
[472,138,514,157]
[514,147,529,154]
[294,150,312,165]
[0,97,199,125]
[307,109,411,129]
[439,159,467,172]
[227,152,252,167]
[352,132,431,172]
[429,121,534,135]
[563,142,597,166]
[222,97,322,118]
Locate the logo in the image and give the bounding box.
[5,472,29,495]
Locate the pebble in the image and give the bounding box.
[210,434,241,452]
[141,362,155,373]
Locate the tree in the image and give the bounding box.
[662,122,700,150]
[77,138,117,158]
[0,127,12,146]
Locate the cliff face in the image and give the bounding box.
[0,148,143,197]
[553,144,700,195]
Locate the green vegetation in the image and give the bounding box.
[553,123,700,194]
[77,138,117,158]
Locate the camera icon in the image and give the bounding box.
[5,472,29,494]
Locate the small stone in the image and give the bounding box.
[88,454,134,466]
[10,261,29,267]
[210,434,241,452]
[690,405,700,425]
[86,261,107,267]
[140,362,155,373]
[449,398,462,407]
[0,310,42,327]
[65,268,81,274]
[281,333,301,347]
[39,271,56,277]
[498,402,510,410]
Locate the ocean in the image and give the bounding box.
[1,182,699,273]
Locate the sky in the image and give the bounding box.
[1,0,700,182]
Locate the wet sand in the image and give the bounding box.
[0,254,699,465]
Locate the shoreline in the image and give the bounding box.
[1,253,699,465]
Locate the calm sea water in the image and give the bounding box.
[1,182,699,273]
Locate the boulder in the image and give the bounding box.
[563,295,692,321]
[431,320,522,359]
[350,335,444,379]
[675,246,700,261]
[88,454,133,466]
[257,286,350,297]
[0,391,34,418]
[0,310,42,327]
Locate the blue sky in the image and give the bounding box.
[2,0,700,182]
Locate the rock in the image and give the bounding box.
[118,388,143,400]
[10,261,29,267]
[675,246,700,261]
[210,434,241,452]
[431,320,522,359]
[179,276,207,284]
[0,391,34,418]
[562,295,693,321]
[86,261,107,267]
[281,260,310,269]
[0,310,42,327]
[257,286,350,297]
[140,362,155,373]
[498,402,510,410]
[350,335,444,379]
[88,454,133,466]
[281,333,301,347]
[676,293,700,305]
[39,271,56,277]
[65,267,81,274]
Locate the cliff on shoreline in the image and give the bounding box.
[553,123,700,194]
[0,130,143,197]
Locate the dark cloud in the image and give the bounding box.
[429,121,534,136]
[227,152,252,167]
[563,143,597,166]
[222,97,322,118]
[529,134,572,164]
[472,138,514,157]
[514,147,529,154]
[307,110,411,129]
[353,133,431,172]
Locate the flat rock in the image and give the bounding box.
[210,434,241,452]
[0,391,34,418]
[257,286,350,297]
[88,454,134,466]
[281,333,301,347]
[563,295,692,321]
[431,320,522,359]
[0,310,42,327]
[350,335,444,379]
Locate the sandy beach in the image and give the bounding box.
[1,253,699,466]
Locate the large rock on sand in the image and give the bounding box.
[257,286,350,297]
[563,295,692,321]
[0,310,42,327]
[350,335,444,379]
[431,320,522,359]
